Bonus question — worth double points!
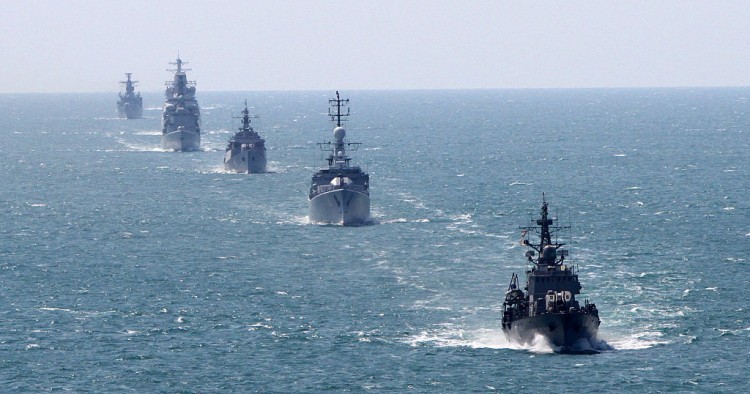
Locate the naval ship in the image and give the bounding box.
[224,101,267,173]
[308,91,370,226]
[116,73,143,119]
[502,196,600,353]
[161,56,200,151]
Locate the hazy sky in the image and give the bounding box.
[1,1,749,93]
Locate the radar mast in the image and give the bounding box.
[328,91,350,127]
[520,193,570,266]
[120,73,138,93]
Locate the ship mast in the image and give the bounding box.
[240,100,253,131]
[538,198,553,249]
[328,91,350,127]
[520,194,570,265]
[120,73,138,94]
[319,91,360,168]
[167,55,191,74]
[165,54,196,98]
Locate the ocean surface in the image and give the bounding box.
[1,88,748,392]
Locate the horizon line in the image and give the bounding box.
[2,85,750,95]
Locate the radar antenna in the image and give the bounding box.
[328,91,350,127]
[120,73,138,93]
[519,194,571,265]
[234,100,257,132]
[167,54,191,73]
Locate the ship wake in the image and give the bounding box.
[406,326,615,354]
[114,138,169,152]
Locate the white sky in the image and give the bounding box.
[1,0,749,93]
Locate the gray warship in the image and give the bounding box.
[161,56,200,151]
[308,91,370,226]
[224,101,267,173]
[116,73,143,119]
[502,196,601,353]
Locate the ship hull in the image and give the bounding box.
[124,106,143,119]
[121,103,143,119]
[503,313,600,353]
[309,189,370,226]
[224,147,267,173]
[118,104,143,119]
[162,129,200,152]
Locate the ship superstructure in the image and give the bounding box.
[308,91,370,225]
[224,101,267,173]
[161,56,200,151]
[117,73,143,119]
[502,196,600,353]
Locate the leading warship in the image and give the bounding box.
[161,56,201,151]
[224,101,267,173]
[116,73,143,119]
[502,196,601,353]
[308,91,370,226]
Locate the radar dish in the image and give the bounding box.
[333,127,346,142]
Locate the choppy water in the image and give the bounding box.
[1,89,748,392]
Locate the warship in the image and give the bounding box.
[224,101,267,173]
[161,56,200,151]
[502,196,601,353]
[116,73,143,119]
[308,91,370,226]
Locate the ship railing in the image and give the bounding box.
[313,184,368,195]
[536,263,576,274]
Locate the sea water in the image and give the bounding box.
[0,89,748,392]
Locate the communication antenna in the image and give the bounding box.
[328,91,350,127]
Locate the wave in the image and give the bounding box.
[275,215,310,226]
[206,129,231,135]
[606,331,669,350]
[405,325,658,354]
[265,161,286,174]
[405,326,562,354]
[200,144,224,152]
[133,130,162,136]
[114,138,168,152]
[198,165,232,174]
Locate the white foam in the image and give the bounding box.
[275,215,310,226]
[607,336,665,350]
[265,161,285,173]
[405,325,628,354]
[470,330,558,353]
[133,130,162,136]
[115,138,168,152]
[39,307,74,313]
[199,165,232,174]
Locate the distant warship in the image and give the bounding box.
[161,56,200,151]
[502,196,601,353]
[224,101,267,173]
[308,91,370,226]
[117,73,143,119]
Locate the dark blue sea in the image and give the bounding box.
[1,89,748,392]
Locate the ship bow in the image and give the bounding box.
[309,189,370,225]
